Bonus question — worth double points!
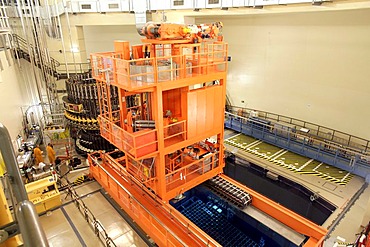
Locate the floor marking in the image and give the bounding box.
[61,206,87,247]
[270,150,288,161]
[296,159,314,171]
[227,133,241,140]
[340,172,351,182]
[313,163,322,171]
[245,139,262,148]
[268,149,286,160]
[246,140,263,149]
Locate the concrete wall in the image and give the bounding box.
[83,25,141,56]
[8,6,370,140]
[197,8,370,139]
[0,51,36,140]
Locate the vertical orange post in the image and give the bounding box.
[132,45,144,60]
[114,40,131,60]
[154,84,166,197]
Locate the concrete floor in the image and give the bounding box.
[39,181,148,247]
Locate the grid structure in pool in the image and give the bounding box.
[177,197,261,247]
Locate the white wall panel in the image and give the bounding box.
[149,0,171,10]
[78,1,98,12]
[0,53,37,140]
[194,0,206,9]
[171,0,194,9]
[83,25,141,55]
[68,1,80,12]
[206,0,222,8]
[131,0,148,11]
[197,9,370,139]
[245,0,254,7]
[120,0,131,11]
[253,0,279,6]
[279,0,311,4]
[99,1,122,12]
[232,0,246,7]
[221,0,233,7]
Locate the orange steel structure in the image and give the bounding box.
[89,22,327,247]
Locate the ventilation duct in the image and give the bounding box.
[132,0,152,36]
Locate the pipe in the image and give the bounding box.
[54,0,69,77]
[17,200,49,247]
[0,123,28,202]
[0,123,49,247]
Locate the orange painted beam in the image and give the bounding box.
[220,174,327,245]
[89,155,221,247]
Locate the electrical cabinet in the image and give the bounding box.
[25,176,61,214]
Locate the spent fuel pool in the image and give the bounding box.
[170,186,302,247]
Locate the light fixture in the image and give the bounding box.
[71,45,79,53]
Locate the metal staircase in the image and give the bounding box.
[13,34,63,79]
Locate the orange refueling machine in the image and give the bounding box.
[89,22,327,246]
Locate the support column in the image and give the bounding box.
[153,85,166,199]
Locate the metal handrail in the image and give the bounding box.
[92,152,222,247]
[225,111,370,163]
[225,106,370,154]
[0,123,49,247]
[89,154,188,246]
[12,34,90,76]
[13,34,60,68]
[61,176,117,247]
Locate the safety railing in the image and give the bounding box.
[225,110,370,165]
[126,155,156,185]
[57,62,91,76]
[62,178,117,247]
[226,106,370,157]
[166,152,183,172]
[91,42,228,91]
[13,34,90,77]
[89,152,221,247]
[165,151,220,192]
[89,154,188,247]
[163,119,187,147]
[90,52,116,84]
[99,115,158,159]
[13,34,60,70]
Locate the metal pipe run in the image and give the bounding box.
[0,123,49,247]
[16,200,49,247]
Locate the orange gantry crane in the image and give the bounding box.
[89,22,327,247]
